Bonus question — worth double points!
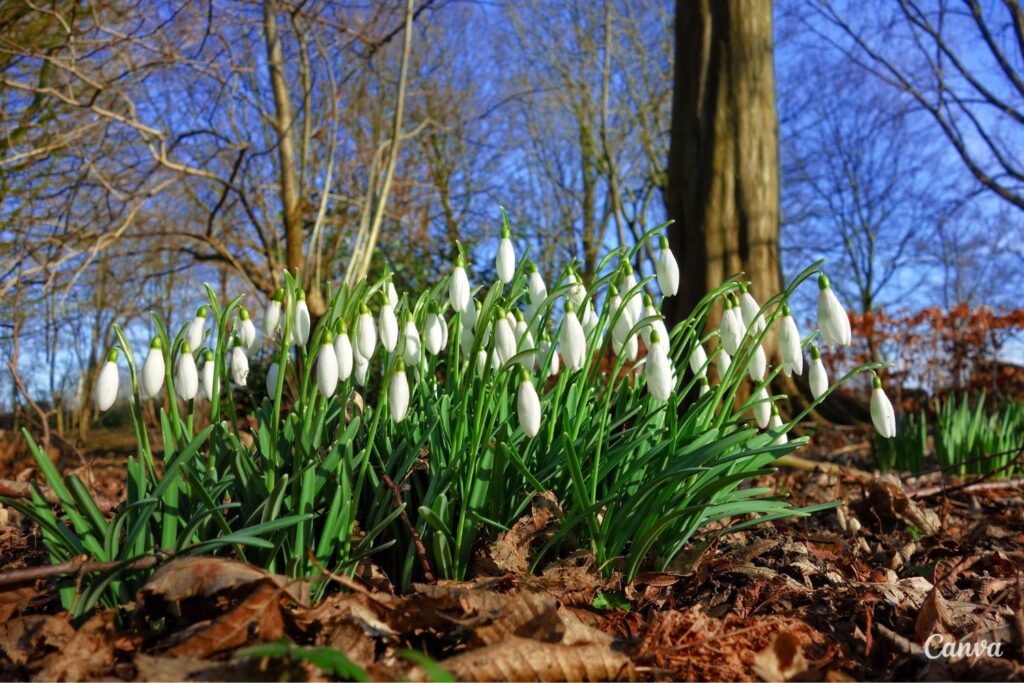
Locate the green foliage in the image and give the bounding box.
[872,410,928,473]
[236,641,368,680]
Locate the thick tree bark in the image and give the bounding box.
[664,0,781,330]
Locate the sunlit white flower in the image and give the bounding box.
[402,317,420,366]
[239,307,257,351]
[517,369,541,437]
[870,374,896,438]
[141,337,165,399]
[264,288,284,336]
[230,339,249,386]
[645,330,675,401]
[656,234,679,297]
[778,304,804,377]
[739,284,766,335]
[464,298,479,330]
[354,351,370,387]
[515,312,536,370]
[449,255,471,313]
[496,227,516,284]
[748,344,767,382]
[174,342,199,400]
[641,295,669,350]
[389,361,410,423]
[476,349,488,379]
[566,269,586,308]
[719,296,744,355]
[752,385,771,429]
[378,299,399,353]
[266,362,279,397]
[356,304,376,359]
[93,350,119,411]
[424,306,445,355]
[816,274,851,347]
[186,306,208,352]
[490,347,501,370]
[527,261,547,305]
[559,302,586,371]
[293,290,311,346]
[317,332,339,398]
[334,323,353,381]
[809,345,828,400]
[689,341,708,378]
[699,377,710,397]
[201,349,214,400]
[542,333,559,376]
[386,278,399,308]
[489,310,514,365]
[769,408,788,445]
[717,347,732,380]
[621,265,643,323]
[581,301,600,339]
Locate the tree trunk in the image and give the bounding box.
[663,0,781,329]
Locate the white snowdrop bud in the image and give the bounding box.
[641,295,670,350]
[378,298,399,353]
[656,234,679,297]
[752,385,771,429]
[141,337,165,399]
[266,361,280,397]
[387,278,400,308]
[293,290,311,346]
[174,342,199,400]
[809,345,828,400]
[748,344,767,382]
[463,297,479,330]
[699,377,710,397]
[769,408,788,445]
[608,287,634,349]
[527,262,547,305]
[816,274,852,347]
[870,374,896,439]
[186,306,208,352]
[717,348,732,380]
[542,333,560,376]
[402,317,420,366]
[354,351,370,387]
[449,256,471,313]
[93,350,119,411]
[621,265,643,324]
[566,270,586,308]
[490,347,501,370]
[496,227,516,284]
[645,331,675,401]
[356,304,377,359]
[230,339,249,386]
[316,331,339,398]
[514,312,536,370]
[334,322,353,381]
[517,368,542,437]
[424,305,445,355]
[688,340,708,378]
[739,284,766,335]
[238,307,257,351]
[778,304,804,377]
[493,310,517,365]
[719,296,744,355]
[581,301,600,339]
[201,349,215,400]
[476,349,488,379]
[559,302,587,371]
[264,288,284,336]
[389,361,410,423]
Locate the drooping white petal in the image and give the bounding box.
[389,368,410,423]
[870,377,896,438]
[402,320,421,366]
[476,349,488,378]
[141,343,165,399]
[201,353,215,400]
[517,376,541,437]
[656,236,679,297]
[719,301,744,355]
[496,237,516,284]
[769,410,788,445]
[748,344,767,382]
[688,342,708,378]
[752,386,771,429]
[494,315,516,364]
[379,304,399,352]
[645,336,675,401]
[240,315,257,351]
[94,358,119,411]
[354,351,370,387]
[387,280,400,308]
[449,265,471,313]
[717,348,732,380]
[424,313,445,355]
[516,319,536,370]
[809,351,828,400]
[699,378,710,397]
[334,332,353,381]
[739,289,766,335]
[559,306,587,371]
[622,269,643,323]
[317,341,339,398]
[293,296,311,346]
[356,309,377,359]
[230,344,249,386]
[186,310,207,352]
[779,310,804,377]
[174,349,199,400]
[528,268,547,305]
[264,291,283,336]
[816,275,852,347]
[566,271,586,308]
[609,293,634,348]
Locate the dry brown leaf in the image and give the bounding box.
[915,588,954,644]
[134,653,321,682]
[0,615,74,666]
[166,581,288,658]
[0,585,38,621]
[489,491,561,574]
[138,556,308,606]
[865,474,941,536]
[751,630,809,682]
[472,590,563,644]
[36,610,117,682]
[435,635,635,682]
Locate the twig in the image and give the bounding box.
[775,453,873,483]
[909,477,1024,499]
[305,549,373,596]
[382,474,435,583]
[0,552,166,588]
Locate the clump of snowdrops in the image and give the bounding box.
[10,218,893,616]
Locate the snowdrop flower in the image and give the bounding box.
[752,385,771,429]
[378,296,399,353]
[738,284,766,335]
[476,350,488,379]
[316,331,339,398]
[514,311,536,370]
[645,330,675,401]
[559,302,587,371]
[266,362,280,397]
[641,295,669,350]
[656,235,679,297]
[424,305,446,355]
[230,339,249,386]
[608,287,633,347]
[293,290,311,346]
[201,349,215,400]
[688,340,708,378]
[870,374,896,438]
[581,301,600,339]
[464,297,479,330]
[748,344,767,382]
[496,226,516,284]
[449,255,471,313]
[264,288,284,336]
[517,368,541,437]
[354,351,369,387]
[402,316,421,366]
[808,345,828,400]
[490,347,502,370]
[719,296,744,355]
[186,306,208,352]
[566,270,586,308]
[717,348,732,380]
[527,261,547,305]
[141,337,165,399]
[769,408,788,445]
[699,377,711,397]
[386,278,399,308]
[356,304,377,359]
[93,349,119,411]
[389,361,410,423]
[238,307,257,351]
[621,265,643,324]
[816,274,851,347]
[174,342,199,400]
[778,304,804,377]
[541,333,559,376]
[333,322,354,381]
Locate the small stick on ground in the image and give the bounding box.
[775,453,873,483]
[382,474,435,583]
[0,553,166,588]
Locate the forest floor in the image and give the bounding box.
[0,429,1022,681]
